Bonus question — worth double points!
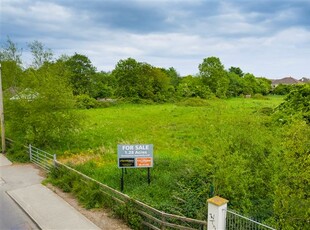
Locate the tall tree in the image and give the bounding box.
[162,67,180,88]
[113,58,171,101]
[28,40,53,69]
[0,37,23,65]
[64,53,97,96]
[6,61,80,147]
[228,66,244,78]
[0,38,23,91]
[199,57,228,98]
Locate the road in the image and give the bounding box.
[0,155,40,230]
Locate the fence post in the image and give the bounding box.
[207,196,229,230]
[29,144,32,162]
[53,154,57,167]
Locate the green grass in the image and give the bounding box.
[52,96,284,218]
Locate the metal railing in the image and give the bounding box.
[226,209,276,230]
[29,144,56,172]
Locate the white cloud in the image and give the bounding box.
[1,0,310,78]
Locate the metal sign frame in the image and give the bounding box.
[117,144,153,191]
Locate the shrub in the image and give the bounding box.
[75,94,99,109]
[273,84,310,124]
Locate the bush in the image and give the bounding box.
[272,84,293,95]
[252,93,269,100]
[6,146,30,163]
[273,84,310,124]
[75,94,99,109]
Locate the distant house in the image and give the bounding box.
[271,77,302,88]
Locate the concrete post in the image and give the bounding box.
[207,196,229,230]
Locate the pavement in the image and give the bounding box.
[0,154,100,230]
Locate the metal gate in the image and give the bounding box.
[226,210,276,230]
[29,144,56,172]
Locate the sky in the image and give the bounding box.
[1,0,310,79]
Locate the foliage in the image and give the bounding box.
[272,121,310,229]
[5,141,30,163]
[28,40,53,69]
[270,85,310,229]
[1,60,23,91]
[92,71,116,98]
[5,62,81,148]
[176,75,213,99]
[228,66,244,77]
[112,58,171,102]
[47,165,142,229]
[0,37,23,65]
[64,53,97,96]
[273,84,310,124]
[75,94,99,109]
[227,72,244,97]
[199,56,228,98]
[272,84,293,95]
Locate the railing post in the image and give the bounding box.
[161,211,166,230]
[207,196,229,230]
[53,154,57,167]
[29,144,32,162]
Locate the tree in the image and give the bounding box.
[0,38,23,91]
[256,77,271,95]
[91,71,116,98]
[227,72,244,97]
[64,53,97,96]
[228,66,244,78]
[242,73,259,95]
[272,84,293,95]
[162,67,180,88]
[28,40,53,69]
[1,61,23,91]
[5,62,80,147]
[199,57,228,98]
[113,58,171,101]
[0,37,23,65]
[177,75,212,99]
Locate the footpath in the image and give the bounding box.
[0,154,127,230]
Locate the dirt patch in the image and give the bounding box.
[46,183,131,230]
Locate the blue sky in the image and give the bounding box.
[1,0,310,79]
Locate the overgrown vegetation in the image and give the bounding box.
[2,38,309,229]
[46,165,142,229]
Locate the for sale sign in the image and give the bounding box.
[117,144,153,168]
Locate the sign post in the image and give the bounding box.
[117,144,153,191]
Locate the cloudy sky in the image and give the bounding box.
[1,0,310,79]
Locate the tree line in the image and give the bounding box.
[1,39,275,106]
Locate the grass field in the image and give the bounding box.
[56,96,284,218]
